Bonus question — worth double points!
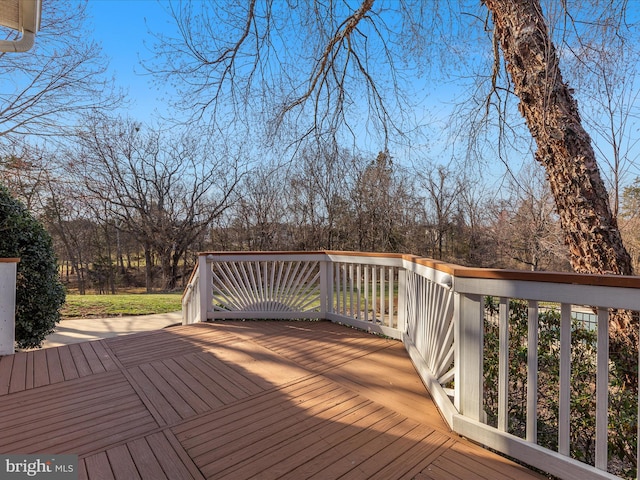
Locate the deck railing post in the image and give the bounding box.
[397,268,407,333]
[320,259,329,319]
[454,292,484,421]
[199,254,211,323]
[327,259,335,316]
[0,259,19,355]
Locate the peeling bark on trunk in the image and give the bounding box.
[484,0,637,392]
[483,0,633,277]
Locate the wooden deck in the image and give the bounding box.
[0,320,546,479]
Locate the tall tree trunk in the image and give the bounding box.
[484,0,636,389]
[483,0,632,276]
[144,244,153,293]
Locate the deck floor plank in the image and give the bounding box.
[33,348,49,387]
[0,384,135,433]
[151,359,211,415]
[206,395,372,479]
[45,346,65,384]
[168,355,228,408]
[138,362,199,420]
[0,320,548,480]
[0,354,13,394]
[126,437,168,480]
[145,431,199,480]
[0,371,125,411]
[195,351,269,396]
[188,382,361,461]
[24,350,34,390]
[84,451,115,480]
[160,357,224,410]
[126,365,183,426]
[69,343,93,377]
[79,341,107,374]
[93,340,120,371]
[105,444,142,480]
[172,376,331,441]
[8,350,26,393]
[58,345,80,380]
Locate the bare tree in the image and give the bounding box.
[146,0,421,146]
[0,145,47,211]
[148,0,634,277]
[483,0,632,276]
[0,0,121,148]
[562,31,640,220]
[231,164,288,250]
[67,117,244,291]
[350,151,417,253]
[287,142,354,250]
[416,164,463,260]
[490,162,568,271]
[620,180,640,273]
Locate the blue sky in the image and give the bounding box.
[87,0,174,122]
[83,0,640,190]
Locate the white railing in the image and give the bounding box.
[182,251,640,480]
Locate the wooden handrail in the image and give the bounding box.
[196,250,640,288]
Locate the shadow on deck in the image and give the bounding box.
[0,320,546,479]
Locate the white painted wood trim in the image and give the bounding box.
[497,297,509,432]
[527,300,538,443]
[558,303,571,456]
[454,277,640,311]
[455,293,483,421]
[452,415,620,480]
[198,255,210,323]
[403,333,458,427]
[596,308,609,471]
[326,313,402,340]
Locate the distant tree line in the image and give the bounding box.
[6,118,618,293]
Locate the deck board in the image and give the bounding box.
[0,320,548,479]
[45,346,65,384]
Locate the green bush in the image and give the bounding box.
[0,185,65,348]
[483,297,637,478]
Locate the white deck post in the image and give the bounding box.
[0,259,19,355]
[199,254,211,323]
[454,292,484,421]
[319,259,329,318]
[396,268,407,333]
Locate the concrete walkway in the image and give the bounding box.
[40,311,183,348]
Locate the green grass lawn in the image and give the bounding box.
[61,293,182,319]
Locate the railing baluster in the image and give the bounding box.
[558,303,571,456]
[595,307,609,470]
[356,264,362,321]
[387,267,395,328]
[497,297,509,432]
[397,267,406,332]
[342,263,348,316]
[349,263,354,317]
[335,263,342,313]
[372,267,377,321]
[364,265,369,323]
[380,267,386,326]
[527,300,538,443]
